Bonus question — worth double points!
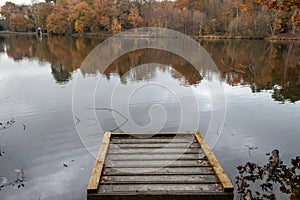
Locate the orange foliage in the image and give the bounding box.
[128,7,144,28]
[46,4,72,34]
[258,0,300,26]
[10,13,34,32]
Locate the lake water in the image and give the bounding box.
[0,34,299,200]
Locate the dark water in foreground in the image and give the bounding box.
[0,35,299,199]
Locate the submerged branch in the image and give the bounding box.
[220,59,246,74]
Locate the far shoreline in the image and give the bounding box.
[1,30,300,41]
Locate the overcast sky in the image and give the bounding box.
[0,0,44,7]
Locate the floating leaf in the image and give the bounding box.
[14,169,22,174]
[0,177,8,186]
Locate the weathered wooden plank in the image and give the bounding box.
[109,148,203,154]
[88,193,233,200]
[98,183,224,193]
[111,138,195,144]
[100,174,219,184]
[106,160,210,168]
[107,153,205,161]
[111,132,195,137]
[195,131,234,192]
[109,143,198,148]
[87,132,112,194]
[103,167,215,175]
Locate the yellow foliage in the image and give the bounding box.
[75,20,84,33]
[111,18,122,34]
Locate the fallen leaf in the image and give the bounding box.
[208,168,214,172]
[102,176,111,181]
[245,194,251,200]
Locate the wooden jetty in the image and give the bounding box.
[87,131,234,200]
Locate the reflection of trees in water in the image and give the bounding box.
[104,48,203,85]
[202,40,300,103]
[236,150,300,200]
[1,35,100,67]
[51,63,72,84]
[1,35,101,83]
[1,35,300,102]
[0,36,5,53]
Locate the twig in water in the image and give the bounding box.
[63,160,75,168]
[86,108,128,132]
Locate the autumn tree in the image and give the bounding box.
[10,13,34,32]
[111,18,121,34]
[1,0,299,35]
[0,2,22,30]
[176,0,205,12]
[140,0,157,27]
[69,1,94,33]
[258,0,300,32]
[192,11,207,36]
[115,0,131,29]
[32,2,54,32]
[93,0,117,31]
[152,0,182,30]
[0,2,36,32]
[128,7,144,28]
[46,3,72,34]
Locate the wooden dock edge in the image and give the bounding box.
[110,132,195,136]
[195,131,234,192]
[87,132,112,194]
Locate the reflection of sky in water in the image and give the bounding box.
[0,49,300,200]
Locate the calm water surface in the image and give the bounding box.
[0,35,299,199]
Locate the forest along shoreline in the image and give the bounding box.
[0,1,299,39]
